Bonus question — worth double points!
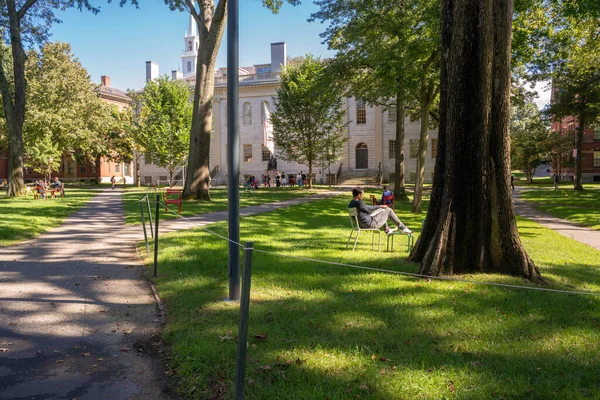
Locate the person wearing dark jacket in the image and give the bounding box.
[348,187,412,234]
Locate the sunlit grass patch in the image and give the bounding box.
[0,188,97,246]
[143,194,600,399]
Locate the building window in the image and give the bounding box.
[388,140,396,159]
[124,163,130,176]
[243,144,253,162]
[355,142,368,169]
[262,147,271,162]
[388,106,397,124]
[409,172,416,182]
[356,99,366,125]
[187,61,192,72]
[80,165,86,174]
[594,126,600,141]
[115,163,120,173]
[431,138,438,158]
[144,176,152,185]
[410,139,420,159]
[594,151,600,168]
[243,102,252,125]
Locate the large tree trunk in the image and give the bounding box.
[412,84,434,213]
[183,0,227,201]
[409,0,542,282]
[394,90,410,202]
[2,4,27,196]
[574,114,585,191]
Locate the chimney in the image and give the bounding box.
[101,75,110,87]
[171,70,183,81]
[145,61,159,82]
[270,42,286,73]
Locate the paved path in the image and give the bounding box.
[512,187,600,251]
[0,190,176,400]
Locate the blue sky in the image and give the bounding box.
[48,0,551,107]
[49,0,335,91]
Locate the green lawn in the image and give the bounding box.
[520,184,600,230]
[0,187,98,246]
[122,186,337,225]
[142,193,600,399]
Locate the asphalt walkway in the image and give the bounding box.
[0,190,176,400]
[512,187,600,251]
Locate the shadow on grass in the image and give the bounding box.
[147,195,600,399]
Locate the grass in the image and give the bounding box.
[122,186,336,225]
[0,187,98,246]
[142,193,600,399]
[520,184,600,230]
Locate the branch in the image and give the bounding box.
[17,0,38,20]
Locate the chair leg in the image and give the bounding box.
[371,231,375,250]
[353,231,360,251]
[377,231,381,252]
[346,229,356,249]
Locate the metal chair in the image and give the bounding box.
[346,208,382,251]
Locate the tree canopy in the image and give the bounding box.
[271,56,347,189]
[136,76,192,186]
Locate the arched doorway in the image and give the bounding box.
[356,143,368,169]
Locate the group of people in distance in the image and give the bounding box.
[248,171,309,189]
[33,177,63,199]
[349,187,412,235]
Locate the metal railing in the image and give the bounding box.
[214,72,281,85]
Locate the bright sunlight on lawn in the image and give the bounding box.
[0,187,97,246]
[121,186,336,224]
[142,193,600,399]
[521,184,600,230]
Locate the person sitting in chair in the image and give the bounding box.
[50,177,63,198]
[349,187,411,235]
[379,186,394,205]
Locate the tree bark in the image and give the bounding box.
[183,0,227,201]
[394,90,410,202]
[574,113,585,191]
[1,1,27,196]
[409,0,542,282]
[412,82,436,213]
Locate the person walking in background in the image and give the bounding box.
[511,175,515,190]
[110,175,116,189]
[349,188,411,234]
[553,173,559,191]
[297,172,303,187]
[275,171,281,187]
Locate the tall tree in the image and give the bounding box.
[137,76,192,186]
[312,0,440,204]
[24,42,114,169]
[513,0,600,190]
[0,0,136,197]
[510,100,549,183]
[270,56,347,189]
[163,0,299,200]
[409,0,542,282]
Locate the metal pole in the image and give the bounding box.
[153,194,160,278]
[233,242,253,400]
[227,0,241,301]
[146,194,153,238]
[139,199,150,255]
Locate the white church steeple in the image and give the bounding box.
[181,7,199,79]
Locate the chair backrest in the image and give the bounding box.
[165,189,182,199]
[383,194,394,206]
[348,207,359,229]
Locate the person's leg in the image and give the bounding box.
[370,208,408,230]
